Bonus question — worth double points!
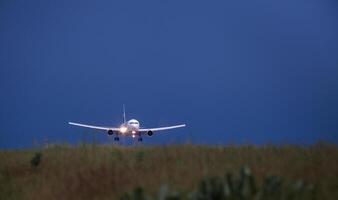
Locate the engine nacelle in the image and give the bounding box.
[147,131,153,136]
[107,130,114,135]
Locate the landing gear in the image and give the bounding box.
[138,137,143,142]
[114,137,119,141]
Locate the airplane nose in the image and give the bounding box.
[132,124,139,128]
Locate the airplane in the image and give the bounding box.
[68,105,186,141]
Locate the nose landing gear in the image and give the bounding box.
[114,137,119,141]
[138,137,143,142]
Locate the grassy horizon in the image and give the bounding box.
[1,143,338,199]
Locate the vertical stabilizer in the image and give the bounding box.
[123,104,126,123]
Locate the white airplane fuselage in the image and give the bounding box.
[120,119,140,136]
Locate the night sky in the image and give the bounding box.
[1,0,338,149]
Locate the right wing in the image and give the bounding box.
[139,124,186,132]
[68,122,120,131]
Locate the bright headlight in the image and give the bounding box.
[120,126,127,133]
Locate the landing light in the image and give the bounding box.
[120,126,127,133]
[132,130,136,134]
[132,135,135,138]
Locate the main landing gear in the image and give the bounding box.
[138,137,143,142]
[114,137,119,141]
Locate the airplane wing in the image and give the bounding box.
[68,122,120,131]
[139,124,186,132]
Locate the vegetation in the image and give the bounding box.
[0,144,337,200]
[30,152,42,168]
[121,167,316,200]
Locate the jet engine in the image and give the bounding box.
[107,130,114,135]
[147,131,153,136]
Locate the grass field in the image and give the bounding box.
[1,144,338,200]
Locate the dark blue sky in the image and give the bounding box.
[1,0,338,148]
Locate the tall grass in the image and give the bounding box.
[0,144,337,200]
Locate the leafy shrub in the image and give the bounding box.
[121,167,316,200]
[30,152,42,168]
[120,187,148,200]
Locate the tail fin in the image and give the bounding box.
[123,104,126,123]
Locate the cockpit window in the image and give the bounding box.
[129,122,139,125]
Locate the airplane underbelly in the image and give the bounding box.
[128,125,139,131]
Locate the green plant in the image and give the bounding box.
[120,187,149,200]
[30,152,42,168]
[121,167,316,200]
[1,144,336,200]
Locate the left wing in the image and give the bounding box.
[68,122,120,131]
[139,124,186,132]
